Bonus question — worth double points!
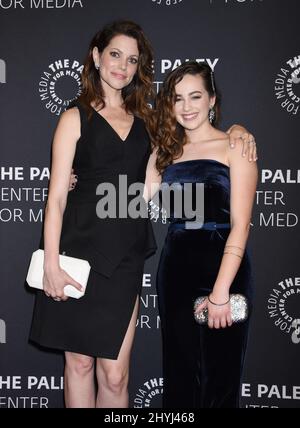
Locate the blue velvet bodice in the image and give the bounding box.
[162,159,231,227]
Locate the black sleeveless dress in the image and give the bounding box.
[29,102,156,359]
[157,159,253,408]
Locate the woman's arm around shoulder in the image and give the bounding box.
[143,147,162,203]
[228,138,258,232]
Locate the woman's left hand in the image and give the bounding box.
[195,296,232,329]
[227,124,258,162]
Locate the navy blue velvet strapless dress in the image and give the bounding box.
[157,159,253,408]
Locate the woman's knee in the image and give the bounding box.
[99,365,129,395]
[65,352,94,376]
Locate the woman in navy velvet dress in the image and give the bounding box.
[144,61,258,408]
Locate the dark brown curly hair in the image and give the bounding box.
[78,20,155,130]
[155,61,221,174]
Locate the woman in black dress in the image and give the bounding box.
[145,61,258,407]
[29,21,156,408]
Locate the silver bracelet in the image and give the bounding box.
[208,294,230,306]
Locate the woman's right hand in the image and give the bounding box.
[69,168,78,191]
[43,266,83,302]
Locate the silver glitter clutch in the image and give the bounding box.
[194,294,249,325]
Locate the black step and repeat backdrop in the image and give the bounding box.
[0,0,299,409]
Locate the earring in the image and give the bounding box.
[208,107,215,124]
[95,64,100,71]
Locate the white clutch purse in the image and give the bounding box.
[26,249,91,299]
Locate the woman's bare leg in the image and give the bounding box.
[64,352,95,408]
[95,296,139,408]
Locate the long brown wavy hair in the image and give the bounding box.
[155,61,221,174]
[78,20,155,129]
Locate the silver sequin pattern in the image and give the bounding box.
[194,294,248,325]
